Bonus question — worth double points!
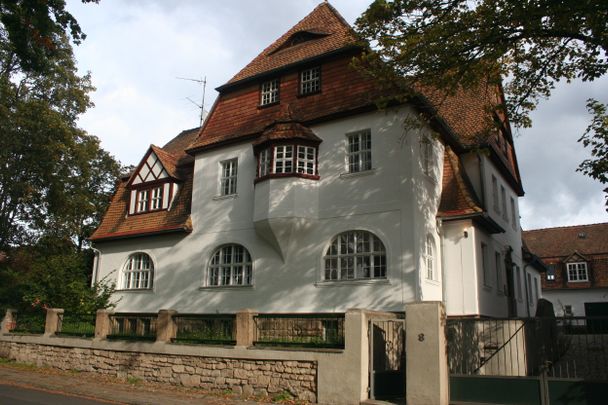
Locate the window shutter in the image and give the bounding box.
[129,190,137,214]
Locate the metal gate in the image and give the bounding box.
[369,318,406,400]
[447,316,608,405]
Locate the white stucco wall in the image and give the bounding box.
[95,107,449,314]
[542,289,608,316]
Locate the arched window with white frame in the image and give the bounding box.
[425,235,436,280]
[122,253,154,290]
[324,230,386,281]
[208,244,253,287]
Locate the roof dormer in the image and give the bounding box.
[126,146,182,215]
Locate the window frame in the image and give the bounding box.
[481,242,490,288]
[501,185,508,221]
[121,253,154,290]
[134,185,164,214]
[207,244,253,287]
[566,262,588,282]
[425,235,436,281]
[255,142,320,183]
[346,129,372,174]
[219,158,238,196]
[260,79,279,106]
[491,175,499,214]
[299,66,321,96]
[495,251,503,294]
[323,230,387,282]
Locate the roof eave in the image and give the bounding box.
[439,212,505,234]
[90,226,192,243]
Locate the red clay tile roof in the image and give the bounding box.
[523,223,608,258]
[438,147,484,218]
[90,167,193,242]
[90,128,198,242]
[227,2,357,85]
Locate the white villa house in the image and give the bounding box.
[90,3,540,318]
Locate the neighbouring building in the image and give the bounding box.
[523,222,608,317]
[90,2,538,318]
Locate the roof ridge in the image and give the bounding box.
[523,222,608,232]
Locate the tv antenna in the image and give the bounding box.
[177,76,207,127]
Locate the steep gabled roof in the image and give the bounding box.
[226,2,357,86]
[523,223,608,258]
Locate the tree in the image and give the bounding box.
[578,100,608,207]
[0,27,121,250]
[0,0,98,74]
[355,0,608,207]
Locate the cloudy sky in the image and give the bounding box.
[65,0,608,230]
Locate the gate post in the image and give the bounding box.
[405,302,449,405]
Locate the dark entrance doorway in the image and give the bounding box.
[368,318,406,400]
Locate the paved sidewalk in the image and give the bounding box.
[0,362,268,405]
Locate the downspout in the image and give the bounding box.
[91,247,101,287]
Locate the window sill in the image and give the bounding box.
[315,278,389,287]
[199,285,254,291]
[116,288,154,293]
[255,173,319,184]
[339,169,376,179]
[213,194,238,201]
[425,278,440,286]
[567,280,589,283]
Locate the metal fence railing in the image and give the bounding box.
[10,311,46,334]
[57,313,96,338]
[107,313,157,341]
[173,314,236,345]
[446,316,608,380]
[253,313,345,348]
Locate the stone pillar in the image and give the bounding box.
[235,309,256,347]
[156,309,177,343]
[44,308,64,336]
[405,302,449,405]
[1,309,16,334]
[95,309,112,340]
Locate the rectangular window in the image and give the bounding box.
[297,145,316,175]
[534,277,539,303]
[495,251,503,294]
[274,145,293,173]
[220,159,238,195]
[510,197,517,230]
[492,176,499,213]
[258,148,271,177]
[481,243,490,287]
[260,79,279,105]
[347,130,372,173]
[546,264,556,281]
[567,262,588,282]
[150,186,162,210]
[136,190,149,213]
[516,266,522,301]
[300,67,320,95]
[422,137,434,179]
[501,185,508,221]
[527,273,533,305]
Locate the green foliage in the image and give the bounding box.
[0,0,98,74]
[355,0,608,206]
[578,99,608,210]
[0,238,117,313]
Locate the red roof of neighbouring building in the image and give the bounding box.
[523,223,608,258]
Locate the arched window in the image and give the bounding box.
[324,231,386,281]
[122,253,154,290]
[425,235,435,280]
[208,244,252,286]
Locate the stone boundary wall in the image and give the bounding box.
[0,340,317,402]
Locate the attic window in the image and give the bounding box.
[271,30,329,54]
[261,79,279,106]
[578,232,587,239]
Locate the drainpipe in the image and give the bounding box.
[91,247,101,287]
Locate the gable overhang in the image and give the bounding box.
[126,146,181,188]
[89,225,192,243]
[439,212,505,234]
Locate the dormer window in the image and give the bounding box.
[127,147,182,215]
[256,143,319,180]
[567,262,588,282]
[300,67,320,95]
[135,186,163,213]
[261,79,279,106]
